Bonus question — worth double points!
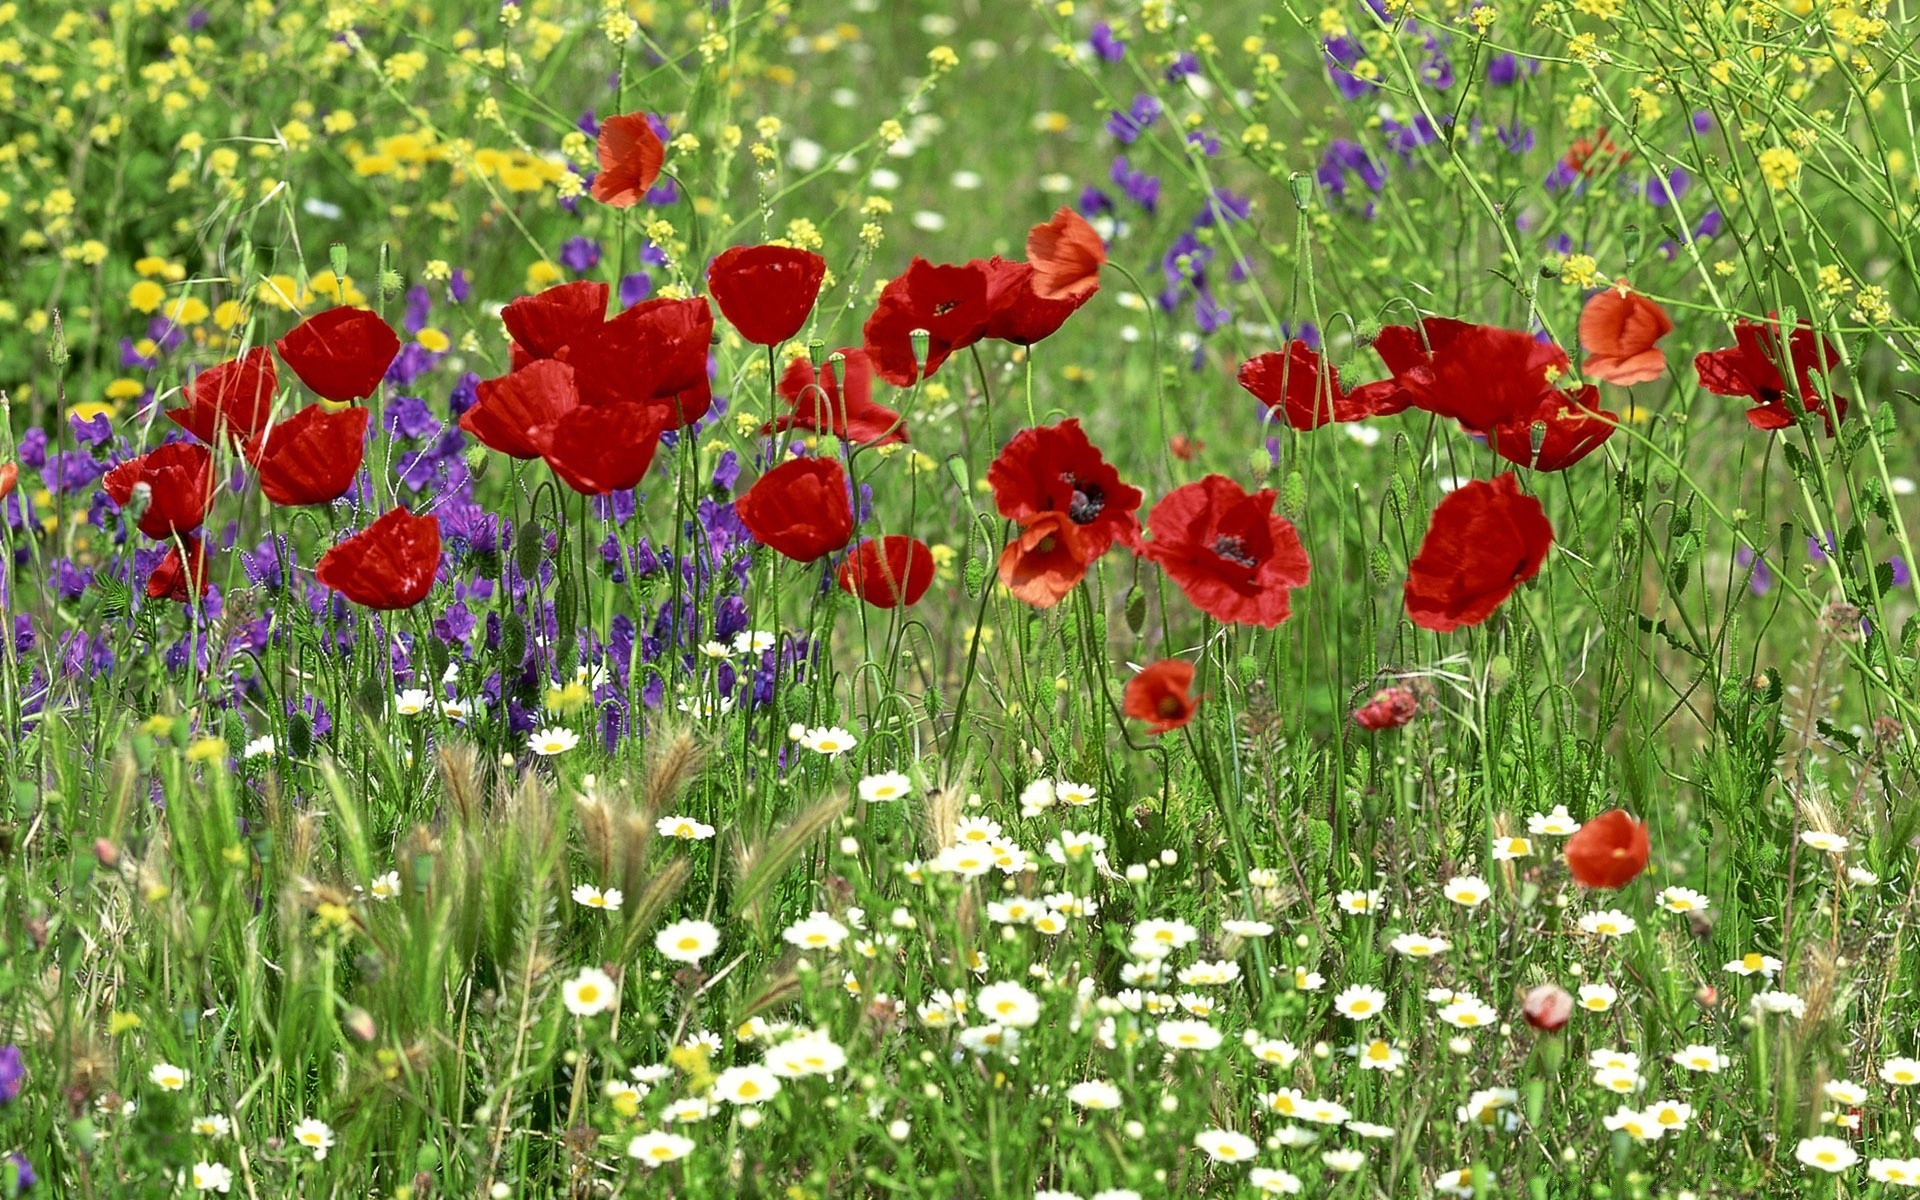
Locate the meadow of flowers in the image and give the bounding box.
[2,0,1919,1195]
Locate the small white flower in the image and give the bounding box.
[1322,1149,1365,1173]
[1796,1135,1860,1173]
[1882,1058,1920,1087]
[242,736,276,760]
[1194,1128,1258,1163]
[561,967,617,1017]
[1578,909,1638,938]
[190,1114,231,1137]
[1333,984,1388,1020]
[291,1117,334,1160]
[1389,933,1451,958]
[149,1063,189,1091]
[1826,1080,1869,1106]
[1672,1044,1730,1073]
[712,1065,782,1105]
[1067,1079,1124,1110]
[858,771,912,802]
[799,726,857,756]
[627,1130,695,1166]
[1442,875,1490,907]
[571,884,623,912]
[782,911,851,951]
[1491,836,1532,861]
[975,982,1042,1029]
[393,688,432,716]
[1800,830,1851,853]
[655,919,721,964]
[1725,951,1782,977]
[656,814,716,840]
[369,871,402,901]
[528,727,580,757]
[1249,1167,1304,1193]
[1155,1019,1223,1051]
[190,1162,233,1193]
[1222,919,1274,937]
[1335,888,1383,915]
[1578,983,1617,1012]
[1656,886,1711,914]
[1526,805,1582,836]
[1752,990,1808,1018]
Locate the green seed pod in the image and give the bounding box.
[1282,470,1307,518]
[1287,172,1314,211]
[1385,475,1408,521]
[945,453,971,497]
[1367,543,1393,586]
[1487,653,1513,693]
[963,555,987,599]
[1248,446,1273,487]
[514,523,544,580]
[1125,585,1147,637]
[287,712,313,760]
[329,242,349,280]
[502,613,528,667]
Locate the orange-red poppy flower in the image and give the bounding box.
[1026,206,1106,301]
[167,348,279,445]
[1142,475,1311,628]
[1124,659,1199,734]
[591,113,666,208]
[315,507,442,610]
[532,402,667,495]
[503,280,609,364]
[274,306,401,402]
[1564,809,1650,889]
[838,535,936,607]
[736,456,854,563]
[0,462,15,501]
[1579,286,1672,386]
[461,360,581,460]
[146,536,208,602]
[1352,685,1418,730]
[709,244,827,346]
[997,511,1095,608]
[246,404,369,507]
[102,443,215,540]
[1403,473,1552,632]
[763,350,908,446]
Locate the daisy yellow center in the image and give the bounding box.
[577,985,599,1003]
[1349,999,1372,1013]
[738,1081,761,1098]
[1743,953,1764,970]
[677,937,700,951]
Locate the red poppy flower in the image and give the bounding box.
[245,404,369,507]
[1123,659,1199,734]
[1026,206,1106,301]
[590,112,666,208]
[1483,386,1620,472]
[981,256,1094,346]
[735,456,854,563]
[531,402,667,495]
[997,511,1095,608]
[1694,317,1846,435]
[861,258,992,387]
[1522,983,1574,1032]
[1168,435,1202,461]
[838,535,936,607]
[1403,473,1552,632]
[1238,341,1411,429]
[502,280,609,362]
[146,536,208,602]
[1579,287,1672,386]
[103,442,215,540]
[560,296,714,428]
[763,350,908,446]
[461,360,582,460]
[1142,475,1311,628]
[709,244,827,346]
[167,347,278,444]
[0,462,15,501]
[1564,127,1629,176]
[315,506,442,610]
[274,306,401,402]
[1396,323,1569,432]
[987,419,1142,556]
[1352,685,1418,730]
[1564,809,1650,889]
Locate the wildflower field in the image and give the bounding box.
[5,0,1920,1194]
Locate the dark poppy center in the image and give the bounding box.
[1066,477,1106,525]
[1157,695,1182,717]
[933,300,959,316]
[1212,535,1258,569]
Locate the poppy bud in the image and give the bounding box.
[1282,470,1306,519]
[49,312,68,369]
[1622,223,1642,267]
[1287,172,1314,211]
[1522,983,1573,1032]
[329,242,349,279]
[1247,446,1272,485]
[1695,985,1718,1009]
[1367,544,1393,587]
[345,1007,377,1042]
[1385,475,1407,520]
[1487,654,1513,692]
[962,555,987,599]
[94,838,120,868]
[1124,585,1147,636]
[944,453,970,496]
